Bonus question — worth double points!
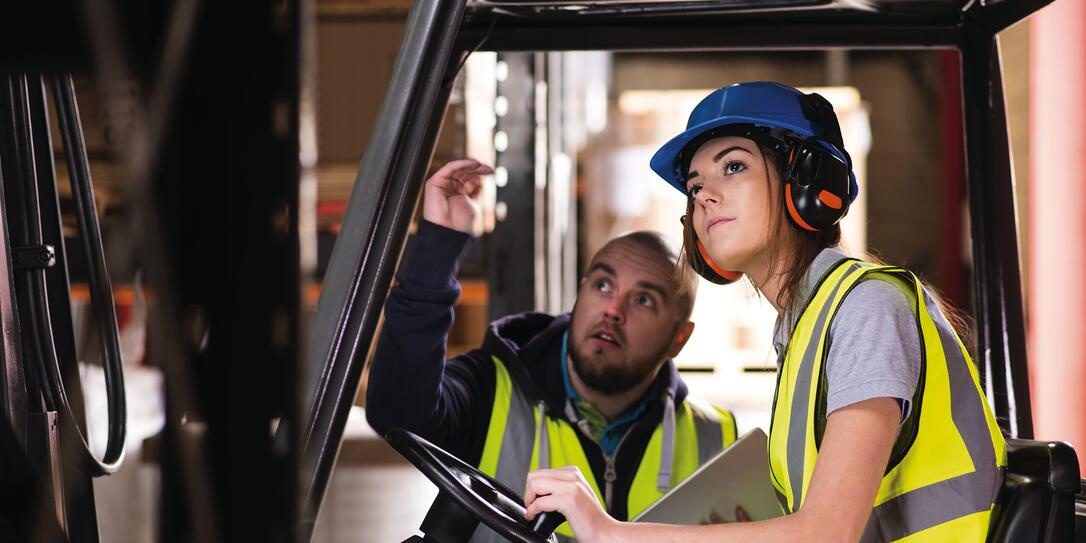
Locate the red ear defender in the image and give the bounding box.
[696,240,743,283]
[681,215,742,285]
[785,184,819,232]
[781,138,852,231]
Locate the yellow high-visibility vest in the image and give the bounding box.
[474,355,737,542]
[769,259,1006,542]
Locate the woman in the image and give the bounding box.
[523,82,1006,542]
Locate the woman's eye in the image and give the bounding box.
[687,183,703,198]
[724,161,746,175]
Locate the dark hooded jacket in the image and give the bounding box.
[366,220,694,520]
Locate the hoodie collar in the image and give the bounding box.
[480,311,689,425]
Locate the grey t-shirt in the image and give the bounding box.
[773,248,921,420]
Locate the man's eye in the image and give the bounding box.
[687,183,703,198]
[595,280,612,292]
[636,294,656,308]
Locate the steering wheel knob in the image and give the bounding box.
[530,512,566,537]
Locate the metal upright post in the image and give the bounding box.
[300,0,467,538]
[960,31,1033,438]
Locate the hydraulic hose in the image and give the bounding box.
[34,74,128,476]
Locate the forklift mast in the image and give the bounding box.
[0,1,310,541]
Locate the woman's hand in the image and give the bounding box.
[422,159,493,235]
[699,506,751,525]
[524,466,621,543]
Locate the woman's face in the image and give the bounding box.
[685,135,780,273]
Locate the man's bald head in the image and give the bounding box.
[588,231,698,321]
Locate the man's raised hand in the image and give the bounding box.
[422,159,493,235]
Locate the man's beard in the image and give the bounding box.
[569,336,673,396]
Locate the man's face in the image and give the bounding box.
[568,239,691,395]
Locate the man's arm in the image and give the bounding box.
[364,160,496,460]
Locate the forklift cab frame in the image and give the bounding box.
[302,0,1086,541]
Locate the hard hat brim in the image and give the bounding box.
[650,114,817,194]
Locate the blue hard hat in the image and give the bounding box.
[650,81,855,197]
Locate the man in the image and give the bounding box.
[366,159,737,541]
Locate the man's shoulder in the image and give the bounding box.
[482,311,568,356]
[682,394,734,419]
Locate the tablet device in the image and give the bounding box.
[632,429,783,524]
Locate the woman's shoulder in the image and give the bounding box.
[829,273,917,334]
[826,272,920,364]
[823,266,922,416]
[843,273,914,311]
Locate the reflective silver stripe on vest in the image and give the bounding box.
[690,400,724,467]
[537,401,551,470]
[472,382,536,543]
[858,288,1004,542]
[659,396,722,493]
[924,290,998,479]
[786,263,861,511]
[860,468,1000,542]
[494,386,537,497]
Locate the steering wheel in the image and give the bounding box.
[385,428,567,543]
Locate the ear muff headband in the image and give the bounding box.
[696,240,742,283]
[680,214,742,285]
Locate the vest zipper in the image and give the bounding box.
[601,424,637,512]
[563,398,640,513]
